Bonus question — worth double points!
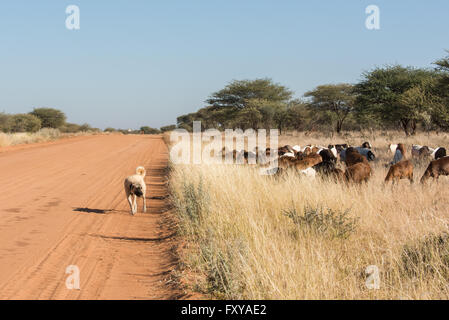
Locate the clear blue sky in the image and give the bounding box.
[1,0,448,129]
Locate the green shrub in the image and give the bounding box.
[283,205,358,240]
[60,123,81,133]
[10,114,42,133]
[140,126,161,134]
[160,125,177,132]
[0,113,12,132]
[30,108,66,128]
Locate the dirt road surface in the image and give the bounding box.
[0,134,184,299]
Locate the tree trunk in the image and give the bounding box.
[410,120,417,135]
[400,119,410,136]
[336,120,343,134]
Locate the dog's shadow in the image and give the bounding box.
[73,207,114,214]
[148,195,169,200]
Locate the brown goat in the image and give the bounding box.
[421,157,449,183]
[385,160,414,184]
[345,147,368,167]
[345,162,372,184]
[279,153,322,170]
[302,146,313,155]
[278,155,297,169]
[294,153,323,170]
[277,145,294,156]
[311,146,320,154]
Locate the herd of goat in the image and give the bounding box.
[220,142,449,184]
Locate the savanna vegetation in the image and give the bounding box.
[169,131,449,299]
[176,52,449,136]
[0,107,101,147]
[0,106,176,146]
[168,51,449,299]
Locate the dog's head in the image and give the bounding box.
[131,184,144,197]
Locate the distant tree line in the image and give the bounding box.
[0,108,101,134]
[104,125,177,135]
[0,107,177,136]
[176,52,449,136]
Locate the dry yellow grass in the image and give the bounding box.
[0,128,61,147]
[169,131,449,299]
[0,129,107,147]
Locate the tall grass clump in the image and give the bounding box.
[0,127,104,148]
[170,170,246,297]
[401,233,449,279]
[171,174,209,237]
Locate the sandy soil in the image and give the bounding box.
[0,134,184,300]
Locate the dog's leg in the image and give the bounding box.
[133,194,137,214]
[127,194,134,214]
[143,191,147,213]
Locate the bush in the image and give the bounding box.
[283,205,358,240]
[60,123,81,133]
[10,114,42,133]
[60,122,99,133]
[160,125,177,132]
[78,123,93,132]
[140,126,161,134]
[0,113,12,132]
[30,108,66,128]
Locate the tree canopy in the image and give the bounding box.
[355,65,439,135]
[206,78,293,110]
[30,108,66,129]
[305,84,356,133]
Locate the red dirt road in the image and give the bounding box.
[0,134,183,299]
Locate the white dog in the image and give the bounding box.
[124,166,147,215]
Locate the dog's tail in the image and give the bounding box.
[136,166,146,177]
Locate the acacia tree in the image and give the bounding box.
[431,52,449,129]
[304,84,355,133]
[177,79,295,131]
[30,108,66,128]
[435,51,449,87]
[355,65,438,136]
[207,78,293,110]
